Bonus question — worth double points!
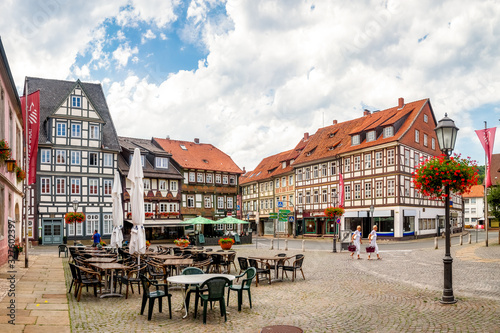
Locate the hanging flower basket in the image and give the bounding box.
[324,206,345,219]
[15,163,25,182]
[65,212,86,224]
[412,154,479,199]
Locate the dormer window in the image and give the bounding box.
[383,126,394,138]
[351,135,360,145]
[180,145,187,150]
[155,157,168,168]
[282,161,286,169]
[367,130,376,142]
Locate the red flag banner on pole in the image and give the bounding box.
[339,171,345,207]
[20,90,40,185]
[475,127,496,188]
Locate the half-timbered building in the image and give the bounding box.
[118,136,183,241]
[294,98,463,240]
[27,77,120,244]
[153,137,243,236]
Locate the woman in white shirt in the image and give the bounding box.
[351,225,362,259]
[368,225,381,260]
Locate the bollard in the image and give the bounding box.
[468,233,471,244]
[302,239,306,252]
[285,239,288,251]
[460,234,463,246]
[434,237,438,250]
[270,238,274,250]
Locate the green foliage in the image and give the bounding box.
[476,165,485,185]
[487,185,500,221]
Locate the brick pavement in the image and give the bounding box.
[2,241,500,332]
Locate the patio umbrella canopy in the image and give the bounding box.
[127,148,146,260]
[217,216,250,224]
[110,170,124,248]
[184,216,216,225]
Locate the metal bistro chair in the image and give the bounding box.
[227,267,256,311]
[221,252,237,274]
[281,255,305,282]
[248,258,271,287]
[120,263,147,299]
[139,274,172,321]
[194,277,231,324]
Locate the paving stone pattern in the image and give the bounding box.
[2,241,500,332]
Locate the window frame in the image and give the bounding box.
[41,149,51,164]
[156,157,169,169]
[89,152,98,166]
[365,154,371,169]
[103,153,113,167]
[89,178,99,195]
[72,96,81,108]
[56,150,66,164]
[89,124,100,140]
[383,126,394,138]
[56,178,66,195]
[71,123,81,138]
[71,151,81,165]
[41,177,51,194]
[71,178,81,194]
[103,179,113,195]
[56,122,66,137]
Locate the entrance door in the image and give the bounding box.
[362,217,371,238]
[43,219,63,244]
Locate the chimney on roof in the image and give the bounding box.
[333,120,337,125]
[243,167,246,173]
[194,138,200,144]
[166,135,170,139]
[304,132,309,141]
[363,109,371,116]
[398,97,404,109]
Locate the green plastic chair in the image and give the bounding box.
[139,274,172,320]
[194,277,231,324]
[181,267,205,315]
[227,267,256,311]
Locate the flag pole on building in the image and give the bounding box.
[24,77,29,268]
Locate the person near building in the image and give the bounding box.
[368,225,381,260]
[92,230,101,247]
[351,225,362,259]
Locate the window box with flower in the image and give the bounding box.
[145,212,154,218]
[174,238,190,247]
[0,139,11,163]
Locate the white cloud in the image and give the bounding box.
[112,43,139,68]
[141,29,156,44]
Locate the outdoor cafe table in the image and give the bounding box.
[88,262,128,298]
[248,255,295,281]
[84,257,117,263]
[167,273,235,318]
[150,254,181,260]
[87,253,116,258]
[161,258,194,275]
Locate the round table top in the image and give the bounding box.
[167,273,235,285]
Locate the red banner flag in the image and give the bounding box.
[339,171,345,207]
[475,127,496,188]
[20,90,40,185]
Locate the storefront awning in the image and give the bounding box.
[125,219,190,228]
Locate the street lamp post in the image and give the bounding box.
[332,192,338,253]
[434,113,459,304]
[72,199,79,246]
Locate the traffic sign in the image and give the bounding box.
[269,213,278,219]
[277,201,283,208]
[237,205,240,210]
[279,217,287,222]
[288,216,295,223]
[279,209,290,214]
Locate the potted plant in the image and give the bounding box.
[218,237,235,250]
[412,154,479,199]
[145,212,154,218]
[12,243,23,260]
[0,139,11,163]
[15,162,25,182]
[174,238,190,247]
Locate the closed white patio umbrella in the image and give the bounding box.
[110,170,124,248]
[127,148,146,264]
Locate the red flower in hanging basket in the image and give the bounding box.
[412,154,479,200]
[324,206,345,218]
[65,212,86,224]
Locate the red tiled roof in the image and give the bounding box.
[153,138,243,174]
[462,185,484,198]
[240,149,294,184]
[294,98,430,166]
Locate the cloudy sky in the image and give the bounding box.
[2,0,500,170]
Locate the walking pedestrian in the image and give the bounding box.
[368,225,381,260]
[351,225,362,259]
[92,230,101,247]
